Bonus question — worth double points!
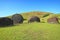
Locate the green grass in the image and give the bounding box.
[1,11,60,40]
[0,23,60,40]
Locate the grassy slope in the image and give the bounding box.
[0,11,60,40]
[21,11,60,23]
[21,11,52,19]
[7,11,60,22]
[0,23,60,40]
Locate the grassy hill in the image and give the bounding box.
[20,11,60,23]
[21,11,53,19]
[0,11,60,40]
[0,23,60,40]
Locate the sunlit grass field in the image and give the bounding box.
[0,12,60,40]
[0,22,60,40]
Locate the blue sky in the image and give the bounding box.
[0,0,60,17]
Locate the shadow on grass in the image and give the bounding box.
[0,25,15,28]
